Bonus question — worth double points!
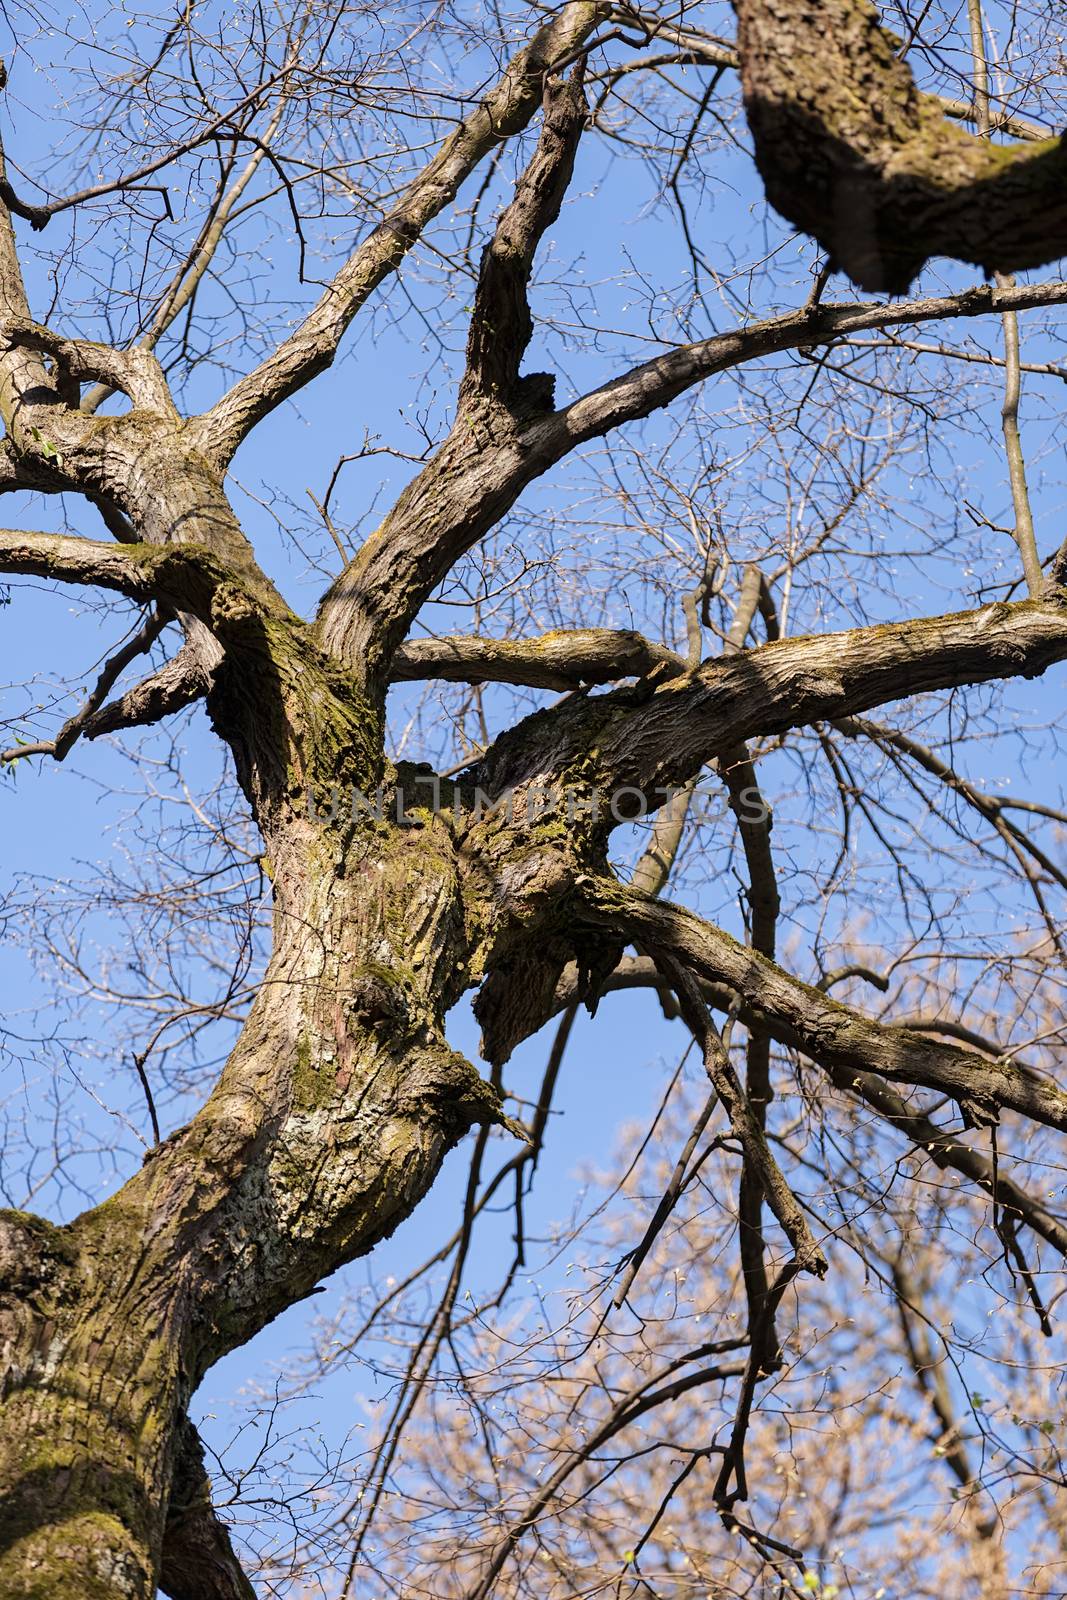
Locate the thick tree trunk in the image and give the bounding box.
[0,1211,173,1597]
[0,376,531,1592]
[0,737,509,1595]
[3,85,1064,1578]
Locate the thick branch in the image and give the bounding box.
[596,596,1067,797]
[462,72,586,402]
[0,128,54,433]
[474,594,1067,807]
[0,529,172,598]
[0,530,275,641]
[83,639,211,739]
[961,9,1045,602]
[391,627,683,689]
[0,318,176,413]
[196,3,607,464]
[996,287,1042,596]
[578,882,1067,1133]
[614,8,1050,142]
[321,278,1067,684]
[731,0,1067,292]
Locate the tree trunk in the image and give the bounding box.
[0,703,508,1595]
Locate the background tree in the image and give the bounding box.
[0,2,1066,1597]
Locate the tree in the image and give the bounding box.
[0,1,1065,1596]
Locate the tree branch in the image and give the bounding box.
[630,778,696,897]
[835,713,1067,891]
[601,596,1067,794]
[0,607,170,763]
[833,713,1067,960]
[0,318,176,413]
[731,0,1067,292]
[81,638,212,740]
[718,569,783,1365]
[2,630,213,764]
[320,278,1067,684]
[464,1343,747,1600]
[612,7,1051,142]
[657,959,824,1522]
[551,955,1067,1256]
[390,627,683,689]
[576,881,1067,1133]
[662,952,827,1279]
[461,71,586,403]
[0,63,293,235]
[196,2,607,465]
[843,1069,1067,1258]
[0,530,271,639]
[0,530,172,598]
[474,594,1067,807]
[528,280,1067,454]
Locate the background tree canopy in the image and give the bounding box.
[0,2,1066,1597]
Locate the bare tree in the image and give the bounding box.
[0,1,1066,1596]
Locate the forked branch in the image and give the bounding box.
[198,2,608,463]
[577,881,1067,1132]
[473,593,1067,808]
[658,954,827,1279]
[321,278,1067,685]
[0,608,170,764]
[0,319,176,413]
[551,955,1067,1256]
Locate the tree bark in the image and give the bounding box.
[0,774,509,1596]
[0,425,514,1594]
[732,0,1067,291]
[2,11,1067,1584]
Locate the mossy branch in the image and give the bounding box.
[733,0,1067,291]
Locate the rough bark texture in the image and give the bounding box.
[732,0,1067,291]
[391,627,685,689]
[0,692,513,1596]
[157,1422,256,1600]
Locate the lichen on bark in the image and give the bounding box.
[733,0,1067,291]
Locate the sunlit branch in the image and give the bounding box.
[577,882,1067,1132]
